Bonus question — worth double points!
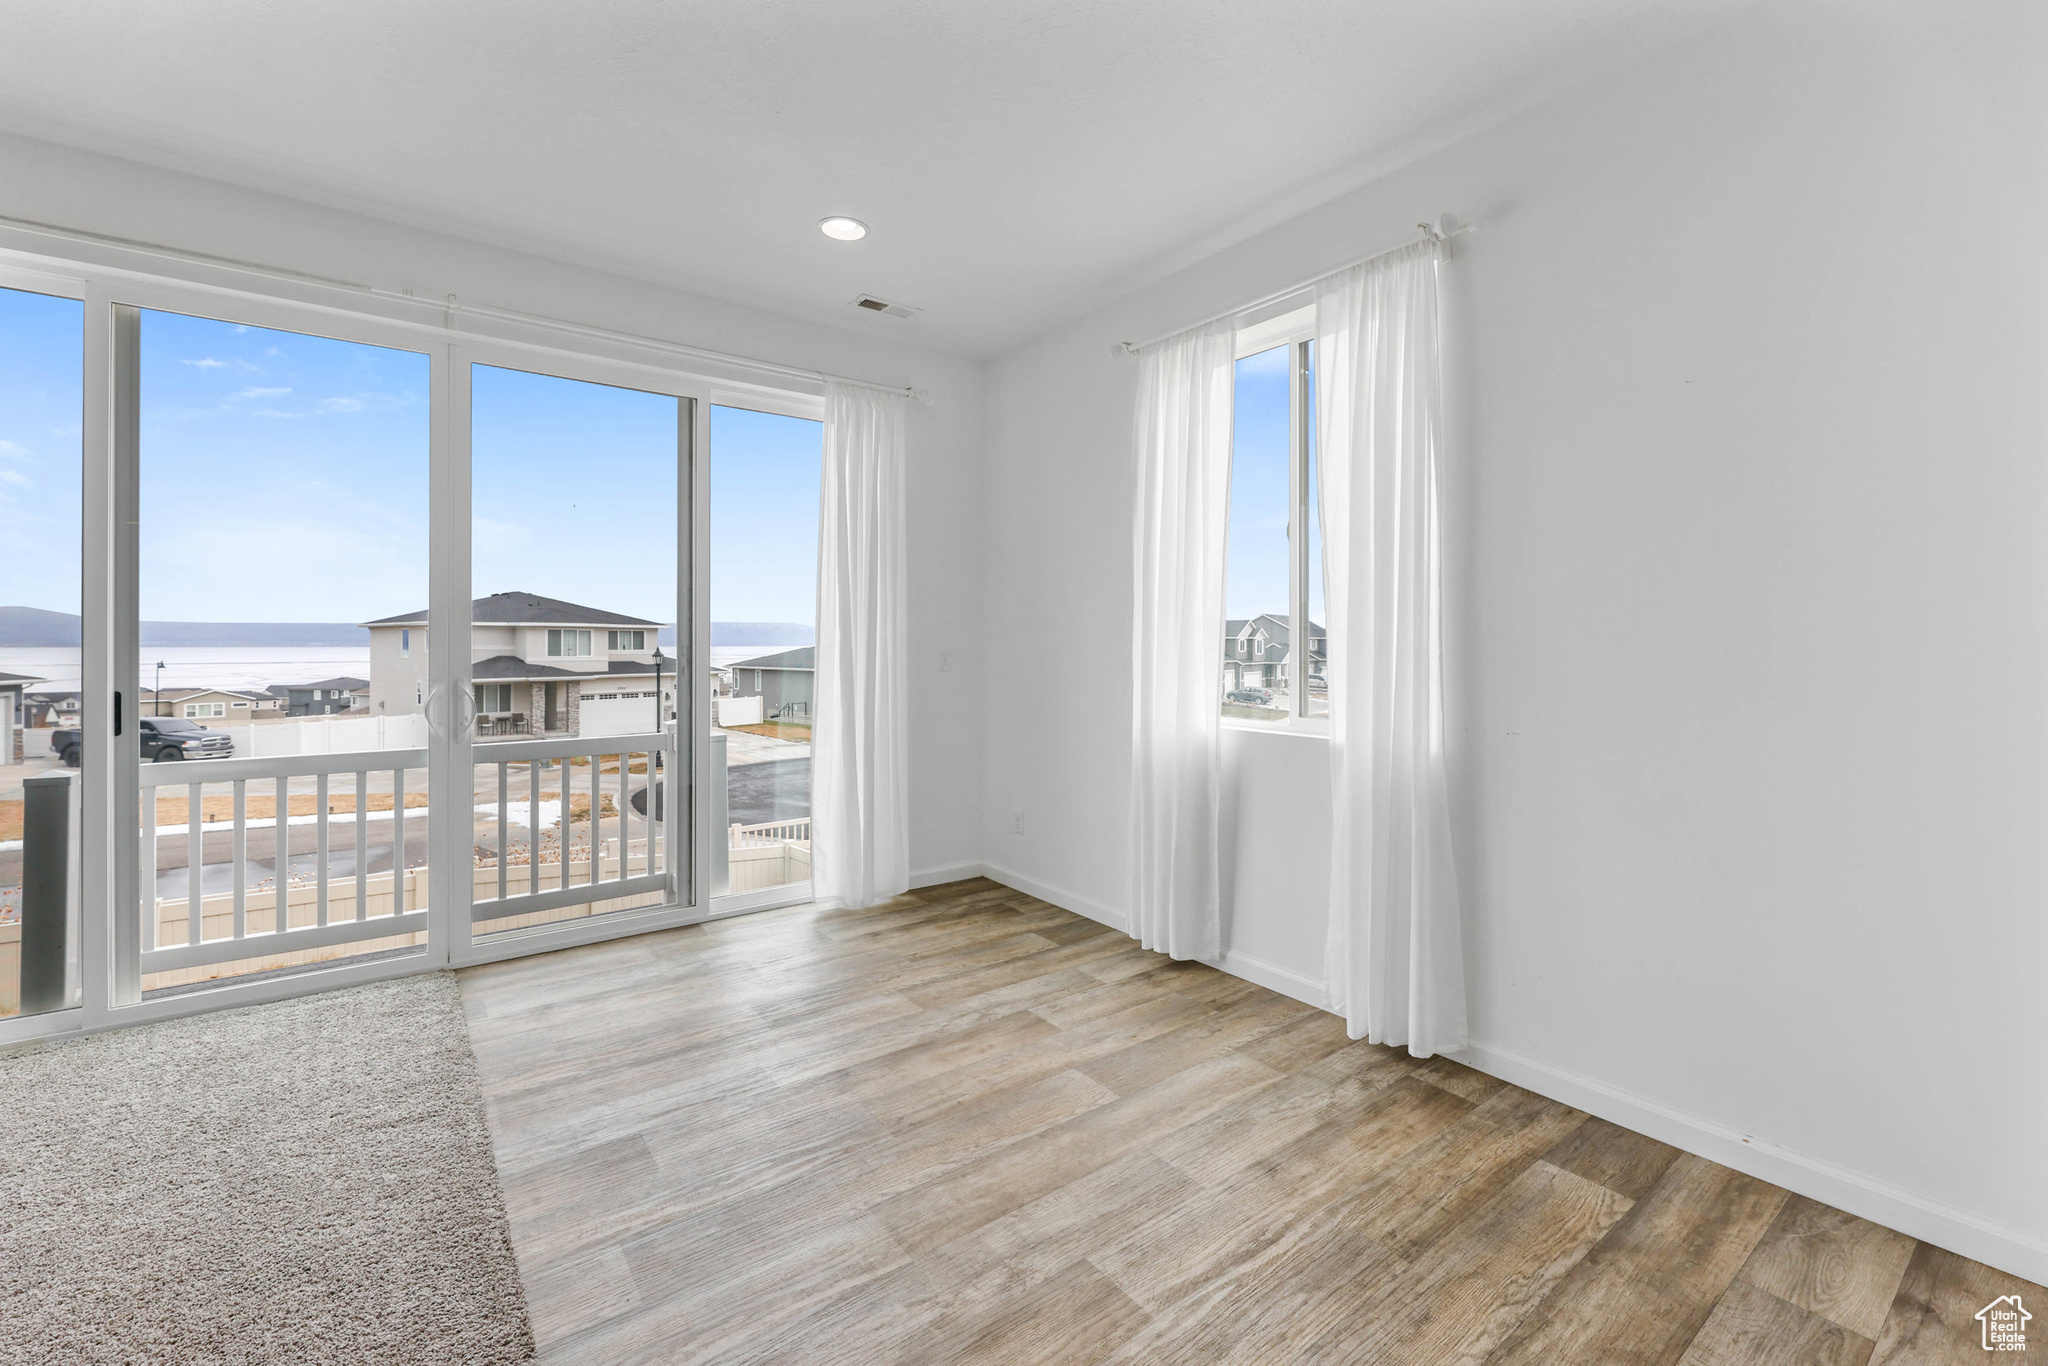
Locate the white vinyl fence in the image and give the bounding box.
[217,714,431,758]
[712,694,764,727]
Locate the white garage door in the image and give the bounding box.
[579,691,663,738]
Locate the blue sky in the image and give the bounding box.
[0,286,84,618]
[709,405,820,629]
[1228,345,1291,622]
[2,288,822,628]
[471,363,674,623]
[1226,342,1323,627]
[140,309,433,622]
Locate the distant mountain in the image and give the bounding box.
[0,606,82,646]
[0,607,367,647]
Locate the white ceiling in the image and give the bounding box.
[0,1,1739,356]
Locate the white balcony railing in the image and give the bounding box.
[139,747,429,980]
[469,730,673,925]
[730,817,810,848]
[137,729,679,987]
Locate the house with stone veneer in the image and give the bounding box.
[363,592,674,739]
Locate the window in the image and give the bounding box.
[183,701,224,718]
[473,683,513,714]
[1,285,84,1020]
[711,402,822,898]
[1223,321,1326,724]
[400,627,411,657]
[607,629,644,651]
[547,628,593,657]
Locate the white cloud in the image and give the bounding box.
[181,357,228,369]
[0,438,26,457]
[316,396,365,413]
[234,386,291,401]
[0,469,28,485]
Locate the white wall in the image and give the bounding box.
[983,2,2048,1280]
[0,130,984,879]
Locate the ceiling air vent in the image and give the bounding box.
[850,295,919,319]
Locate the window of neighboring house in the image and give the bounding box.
[606,629,644,651]
[1223,313,1326,725]
[401,628,411,658]
[474,683,513,714]
[547,628,593,657]
[232,700,248,708]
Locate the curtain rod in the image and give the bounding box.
[1113,214,1472,357]
[0,211,932,405]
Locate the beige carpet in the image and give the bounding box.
[0,973,534,1365]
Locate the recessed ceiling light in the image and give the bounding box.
[819,216,868,241]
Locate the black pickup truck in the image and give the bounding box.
[52,717,236,766]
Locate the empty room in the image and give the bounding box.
[0,2,2041,1362]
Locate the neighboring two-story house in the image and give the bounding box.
[1222,613,1327,698]
[364,592,674,739]
[268,677,369,716]
[727,646,814,719]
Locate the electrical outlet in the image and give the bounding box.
[1012,809,1025,836]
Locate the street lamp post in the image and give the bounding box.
[153,660,165,716]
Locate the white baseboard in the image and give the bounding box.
[977,861,2044,1282]
[1214,949,1327,1010]
[980,864,1324,1009]
[909,860,985,890]
[1453,1038,2048,1287]
[980,861,1128,931]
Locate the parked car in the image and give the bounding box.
[1224,688,1274,706]
[52,717,236,767]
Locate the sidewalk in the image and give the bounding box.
[719,727,811,767]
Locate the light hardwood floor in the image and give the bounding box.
[459,878,2040,1365]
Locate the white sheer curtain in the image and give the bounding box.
[1316,240,1467,1056]
[1126,320,1236,960]
[812,381,910,909]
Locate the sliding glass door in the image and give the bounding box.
[708,403,821,906]
[459,357,694,951]
[123,305,434,1000]
[0,263,728,1039]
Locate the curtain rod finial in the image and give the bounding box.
[1112,340,1138,358]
